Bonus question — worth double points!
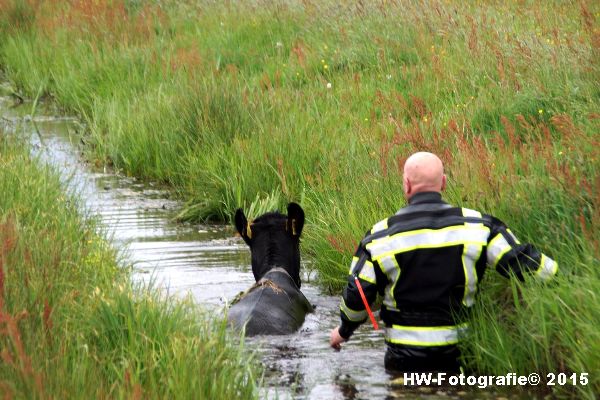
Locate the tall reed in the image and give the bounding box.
[1,0,598,396]
[0,129,258,398]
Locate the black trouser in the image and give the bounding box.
[384,343,461,374]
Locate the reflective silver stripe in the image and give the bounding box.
[462,207,482,221]
[340,298,368,322]
[462,243,482,307]
[379,255,400,310]
[486,233,512,268]
[385,323,469,346]
[367,226,489,261]
[461,209,484,307]
[358,261,376,284]
[371,218,388,234]
[536,255,558,281]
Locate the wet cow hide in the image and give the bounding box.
[227,203,313,335]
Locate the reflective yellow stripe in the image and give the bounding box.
[461,243,482,307]
[378,255,401,310]
[461,209,484,307]
[535,254,558,281]
[367,225,489,262]
[385,323,469,346]
[349,256,376,284]
[340,298,368,322]
[486,233,512,268]
[371,218,388,234]
[348,256,359,274]
[358,261,376,284]
[506,229,521,244]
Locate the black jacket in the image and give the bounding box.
[339,192,558,345]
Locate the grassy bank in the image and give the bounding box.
[1,0,598,396]
[0,130,258,397]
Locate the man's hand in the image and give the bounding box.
[330,326,347,350]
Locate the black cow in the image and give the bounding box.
[228,202,313,335]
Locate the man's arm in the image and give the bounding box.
[330,240,379,349]
[486,216,558,281]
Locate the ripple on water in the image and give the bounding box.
[2,96,515,400]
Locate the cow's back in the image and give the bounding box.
[227,269,313,336]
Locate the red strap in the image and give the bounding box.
[354,276,379,330]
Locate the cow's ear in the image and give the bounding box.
[286,202,305,238]
[234,209,252,245]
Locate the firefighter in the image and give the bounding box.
[329,151,558,373]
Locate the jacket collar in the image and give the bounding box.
[407,191,445,205]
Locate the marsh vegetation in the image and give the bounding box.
[1,0,599,397]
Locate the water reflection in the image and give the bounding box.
[1,86,513,399]
[262,344,307,397]
[334,374,360,400]
[1,94,383,399]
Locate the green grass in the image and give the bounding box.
[0,130,259,398]
[1,0,599,396]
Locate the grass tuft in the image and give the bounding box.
[0,130,258,399]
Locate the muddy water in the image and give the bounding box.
[1,85,502,399]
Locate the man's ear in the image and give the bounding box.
[234,208,251,245]
[286,202,305,238]
[403,175,411,197]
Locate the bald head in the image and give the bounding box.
[402,152,446,199]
